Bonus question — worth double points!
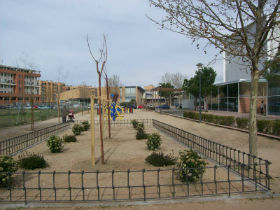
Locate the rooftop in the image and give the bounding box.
[0,64,40,74]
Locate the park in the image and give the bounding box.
[0,107,279,209]
[1,0,280,209]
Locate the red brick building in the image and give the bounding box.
[0,65,41,105]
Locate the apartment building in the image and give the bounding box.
[39,80,68,105]
[0,65,40,105]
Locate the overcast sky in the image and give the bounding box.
[0,0,224,87]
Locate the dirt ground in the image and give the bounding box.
[1,109,280,209]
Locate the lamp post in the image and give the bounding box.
[196,63,203,123]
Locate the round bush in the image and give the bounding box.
[63,134,77,142]
[72,124,83,136]
[177,150,207,183]
[81,121,90,131]
[18,152,47,170]
[0,156,18,187]
[136,128,148,140]
[131,120,139,129]
[47,135,63,153]
[146,133,161,151]
[145,152,176,166]
[135,122,148,139]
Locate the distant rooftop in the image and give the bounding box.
[0,64,40,74]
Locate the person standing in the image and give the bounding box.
[61,106,68,123]
[260,100,264,115]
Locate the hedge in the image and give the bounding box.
[183,111,280,136]
[183,111,234,126]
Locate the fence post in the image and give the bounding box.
[142,169,146,201]
[22,171,27,204]
[214,165,217,195]
[172,168,175,198]
[157,168,160,199]
[227,165,231,197]
[8,171,12,201]
[38,170,41,201]
[265,161,270,190]
[112,170,115,200]
[81,171,85,201]
[253,163,257,191]
[127,169,131,200]
[53,171,56,201]
[96,170,100,201]
[68,170,72,201]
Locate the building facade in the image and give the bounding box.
[0,65,40,105]
[120,86,145,105]
[223,20,280,83]
[219,20,280,115]
[59,86,97,105]
[39,80,68,105]
[142,85,165,106]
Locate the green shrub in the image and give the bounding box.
[72,124,83,136]
[220,116,235,126]
[131,120,139,129]
[136,122,148,140]
[272,120,280,136]
[63,134,77,143]
[0,156,18,187]
[146,133,161,151]
[18,152,47,170]
[257,120,271,133]
[203,113,214,123]
[47,135,63,153]
[136,122,145,130]
[81,121,90,131]
[183,112,199,120]
[236,117,249,129]
[136,129,148,139]
[177,150,207,183]
[145,152,176,166]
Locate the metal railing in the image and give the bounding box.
[0,165,267,203]
[152,119,271,190]
[94,119,153,127]
[0,123,70,156]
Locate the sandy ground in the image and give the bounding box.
[1,109,280,209]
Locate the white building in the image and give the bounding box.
[223,20,280,82]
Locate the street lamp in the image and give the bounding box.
[196,63,203,123]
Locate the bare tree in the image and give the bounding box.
[108,74,121,88]
[87,34,107,165]
[103,67,112,139]
[149,0,280,157]
[161,72,185,88]
[108,74,121,100]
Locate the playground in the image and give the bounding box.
[0,109,279,208]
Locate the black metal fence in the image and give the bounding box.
[0,123,70,156]
[94,119,153,127]
[152,119,271,190]
[0,165,267,203]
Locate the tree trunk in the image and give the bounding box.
[30,97,34,130]
[204,98,208,111]
[105,77,111,139]
[249,70,259,158]
[98,75,105,164]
